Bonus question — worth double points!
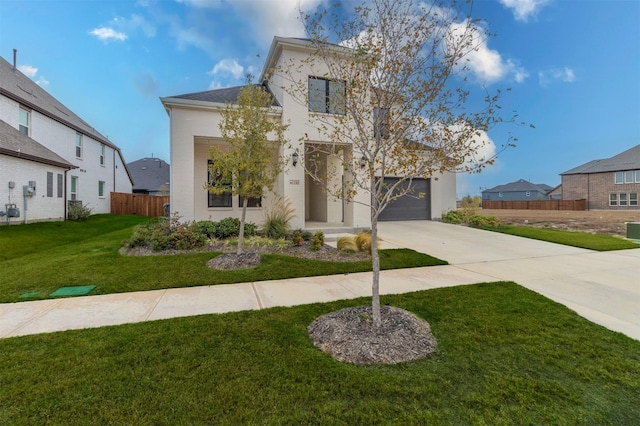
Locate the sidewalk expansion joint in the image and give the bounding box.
[251,283,264,309]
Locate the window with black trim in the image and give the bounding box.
[207,160,232,207]
[373,107,390,139]
[239,196,261,208]
[100,144,105,166]
[308,76,346,114]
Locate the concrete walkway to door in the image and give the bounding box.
[1,221,638,340]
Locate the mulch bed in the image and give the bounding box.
[308,305,437,365]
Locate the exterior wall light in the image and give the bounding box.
[292,151,299,167]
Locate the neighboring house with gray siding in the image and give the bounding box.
[0,54,133,223]
[560,145,640,210]
[482,179,553,201]
[127,157,170,196]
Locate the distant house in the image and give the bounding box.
[560,145,640,210]
[482,179,553,201]
[0,54,133,224]
[127,157,170,196]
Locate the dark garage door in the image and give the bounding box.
[378,177,431,221]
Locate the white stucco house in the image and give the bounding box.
[160,37,456,230]
[0,54,133,224]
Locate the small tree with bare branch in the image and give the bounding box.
[207,77,288,254]
[282,0,525,326]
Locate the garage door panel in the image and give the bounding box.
[378,178,431,221]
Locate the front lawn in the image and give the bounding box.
[1,282,638,424]
[484,225,639,251]
[0,215,446,303]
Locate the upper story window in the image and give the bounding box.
[615,170,638,184]
[19,106,30,135]
[373,107,390,139]
[76,133,83,159]
[308,76,345,115]
[100,144,105,166]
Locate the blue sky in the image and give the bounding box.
[1,0,638,197]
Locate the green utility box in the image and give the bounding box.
[626,222,640,240]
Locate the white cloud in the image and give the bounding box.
[498,0,550,22]
[113,14,156,38]
[176,0,326,49]
[448,21,528,85]
[18,65,38,77]
[90,27,128,42]
[36,76,50,88]
[18,65,50,87]
[538,67,576,87]
[208,81,223,90]
[210,59,244,79]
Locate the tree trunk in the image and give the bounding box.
[237,196,248,255]
[370,218,381,327]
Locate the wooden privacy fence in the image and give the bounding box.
[110,192,170,217]
[482,199,586,211]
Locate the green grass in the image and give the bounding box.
[0,215,446,303]
[480,225,639,251]
[1,282,638,424]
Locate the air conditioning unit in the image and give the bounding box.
[627,222,640,240]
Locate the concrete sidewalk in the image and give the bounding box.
[1,221,638,340]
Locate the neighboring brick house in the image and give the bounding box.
[160,37,456,229]
[0,54,133,223]
[127,157,170,196]
[560,145,640,210]
[482,179,553,201]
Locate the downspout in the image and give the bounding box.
[113,149,116,193]
[587,173,590,211]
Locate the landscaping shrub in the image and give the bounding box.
[263,195,295,239]
[310,231,324,251]
[355,231,379,254]
[195,220,218,238]
[337,236,358,252]
[67,203,93,221]
[468,214,499,228]
[291,229,304,246]
[125,215,204,251]
[442,209,465,224]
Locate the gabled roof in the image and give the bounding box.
[127,157,170,193]
[561,144,640,175]
[483,179,552,194]
[0,56,133,183]
[162,83,281,108]
[0,119,76,169]
[259,36,351,83]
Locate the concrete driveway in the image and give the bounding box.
[1,221,638,340]
[378,221,640,340]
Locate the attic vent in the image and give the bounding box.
[54,105,70,116]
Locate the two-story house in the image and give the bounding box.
[0,54,133,224]
[560,145,640,210]
[160,37,456,230]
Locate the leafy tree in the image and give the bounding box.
[283,0,524,326]
[207,77,288,254]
